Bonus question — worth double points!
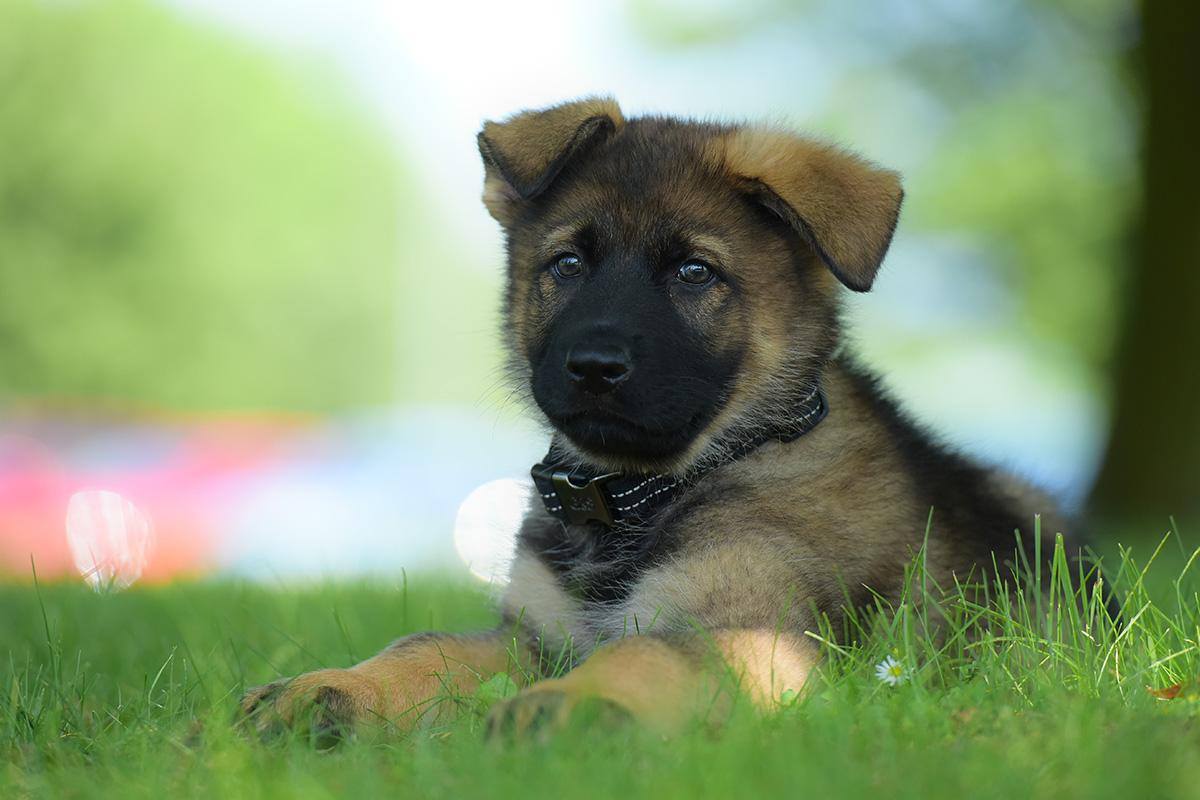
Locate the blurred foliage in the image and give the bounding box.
[629,0,1136,378]
[0,0,400,412]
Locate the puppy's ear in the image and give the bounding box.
[478,97,624,226]
[722,129,903,292]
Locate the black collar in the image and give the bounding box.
[531,387,828,527]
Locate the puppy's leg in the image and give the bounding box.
[241,630,529,741]
[486,629,816,739]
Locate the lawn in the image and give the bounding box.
[4,530,1200,799]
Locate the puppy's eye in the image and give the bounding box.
[677,261,715,285]
[551,253,583,279]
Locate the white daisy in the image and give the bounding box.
[875,655,909,686]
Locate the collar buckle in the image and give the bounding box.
[550,468,619,526]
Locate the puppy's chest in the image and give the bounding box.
[520,517,668,605]
[503,518,682,657]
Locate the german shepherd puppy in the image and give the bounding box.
[242,97,1071,739]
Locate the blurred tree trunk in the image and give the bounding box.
[1089,1,1200,522]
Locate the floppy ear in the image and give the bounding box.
[722,129,903,292]
[477,97,624,226]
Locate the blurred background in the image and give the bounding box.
[1,0,1195,585]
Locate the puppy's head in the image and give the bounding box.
[479,97,902,473]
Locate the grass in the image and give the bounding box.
[5,523,1200,799]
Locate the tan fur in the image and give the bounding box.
[502,550,593,653]
[707,630,816,705]
[479,96,623,224]
[491,637,705,735]
[717,128,903,291]
[240,633,525,735]
[488,629,816,737]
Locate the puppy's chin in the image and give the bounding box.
[547,411,713,474]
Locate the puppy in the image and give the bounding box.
[242,97,1077,739]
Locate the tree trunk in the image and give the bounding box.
[1088,0,1200,523]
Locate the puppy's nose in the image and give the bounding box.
[565,344,632,394]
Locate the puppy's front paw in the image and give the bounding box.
[239,669,378,747]
[485,682,632,742]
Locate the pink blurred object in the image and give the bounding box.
[65,490,154,590]
[0,415,304,582]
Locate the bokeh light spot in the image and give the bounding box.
[65,490,154,591]
[453,479,527,585]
